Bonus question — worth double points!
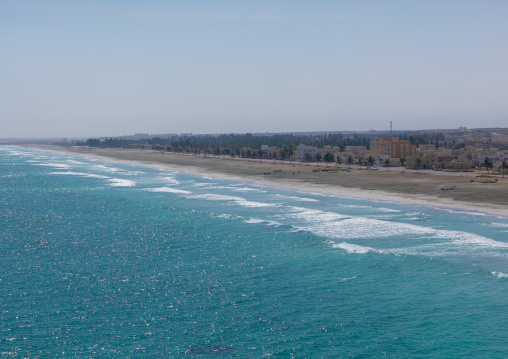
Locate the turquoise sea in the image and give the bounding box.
[2,146,508,358]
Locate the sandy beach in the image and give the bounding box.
[29,145,508,217]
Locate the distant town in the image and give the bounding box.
[16,127,508,174]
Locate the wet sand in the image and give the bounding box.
[31,146,508,216]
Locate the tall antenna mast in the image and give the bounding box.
[390,121,393,136]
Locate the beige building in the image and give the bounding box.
[345,146,367,155]
[418,144,436,152]
[409,152,438,169]
[439,161,475,172]
[370,137,416,159]
[260,145,278,159]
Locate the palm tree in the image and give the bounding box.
[304,152,312,165]
[346,155,353,169]
[384,158,390,170]
[324,152,334,165]
[357,157,363,168]
[336,156,342,167]
[415,157,422,173]
[483,157,493,174]
[367,155,375,169]
[288,146,294,163]
[399,158,406,173]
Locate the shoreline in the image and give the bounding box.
[18,145,508,217]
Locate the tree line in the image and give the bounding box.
[78,132,446,160]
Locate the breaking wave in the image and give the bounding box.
[107,178,136,187]
[186,194,277,208]
[145,187,192,194]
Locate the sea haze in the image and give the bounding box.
[2,146,508,357]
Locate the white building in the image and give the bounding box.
[297,144,317,162]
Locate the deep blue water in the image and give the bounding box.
[2,146,508,358]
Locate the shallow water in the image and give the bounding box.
[2,147,508,358]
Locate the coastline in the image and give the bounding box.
[21,145,508,217]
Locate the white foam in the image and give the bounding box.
[451,235,508,249]
[93,164,124,173]
[288,206,351,221]
[199,185,231,190]
[274,194,319,202]
[194,182,218,187]
[215,213,244,220]
[433,207,489,217]
[332,242,379,254]
[186,194,276,208]
[188,194,243,201]
[387,243,454,256]
[244,218,282,226]
[337,204,373,209]
[145,187,191,194]
[49,171,110,179]
[192,185,266,193]
[385,234,508,258]
[231,186,267,193]
[5,150,25,156]
[162,177,180,185]
[285,206,508,257]
[492,271,508,278]
[107,178,136,187]
[486,222,508,228]
[338,204,401,213]
[244,218,265,224]
[33,163,71,169]
[377,207,402,213]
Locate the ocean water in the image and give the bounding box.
[2,147,508,358]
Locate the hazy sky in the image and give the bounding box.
[2,1,508,138]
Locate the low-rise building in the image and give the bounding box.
[370,137,416,159]
[439,161,475,172]
[345,146,367,155]
[297,144,317,162]
[260,145,278,159]
[418,144,436,152]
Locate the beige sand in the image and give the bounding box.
[30,146,508,217]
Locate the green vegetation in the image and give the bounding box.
[415,157,422,172]
[324,152,334,163]
[399,158,406,172]
[397,133,445,147]
[502,160,508,177]
[367,155,375,168]
[81,133,372,152]
[483,157,493,174]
